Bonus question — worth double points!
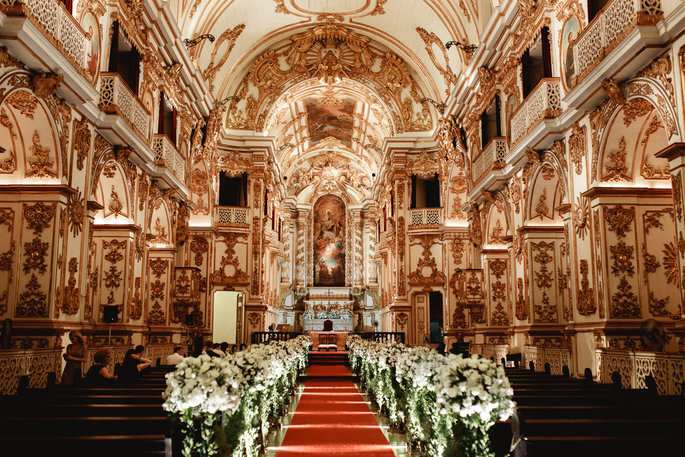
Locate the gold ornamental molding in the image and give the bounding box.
[272,0,390,18]
[223,23,433,134]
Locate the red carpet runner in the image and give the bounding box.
[276,352,396,457]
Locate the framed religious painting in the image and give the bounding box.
[560,17,581,92]
[81,12,101,83]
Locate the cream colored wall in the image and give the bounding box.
[213,291,240,345]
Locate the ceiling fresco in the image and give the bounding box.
[305,98,356,146]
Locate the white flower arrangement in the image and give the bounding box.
[164,335,312,457]
[436,354,515,424]
[347,335,515,457]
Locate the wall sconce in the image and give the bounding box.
[216,96,240,107]
[445,41,478,54]
[277,143,294,152]
[364,143,383,153]
[420,98,447,116]
[183,34,215,49]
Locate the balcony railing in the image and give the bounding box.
[572,0,663,85]
[152,134,186,182]
[99,73,151,140]
[472,137,507,183]
[510,78,561,145]
[596,348,685,395]
[2,0,89,75]
[216,206,249,226]
[408,208,442,227]
[523,345,573,376]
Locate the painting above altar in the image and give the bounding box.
[313,194,346,286]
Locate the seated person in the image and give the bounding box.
[204,340,221,357]
[119,345,152,384]
[238,343,247,351]
[212,343,225,358]
[165,346,185,366]
[85,349,117,385]
[220,342,229,357]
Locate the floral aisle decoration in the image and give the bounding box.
[348,335,514,457]
[164,335,311,457]
[435,354,515,456]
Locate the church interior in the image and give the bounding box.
[0,0,684,455]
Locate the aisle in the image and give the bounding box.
[275,352,396,457]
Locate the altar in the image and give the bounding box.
[304,318,352,332]
[302,287,355,332]
[310,332,349,351]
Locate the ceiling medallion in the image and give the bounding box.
[273,0,389,17]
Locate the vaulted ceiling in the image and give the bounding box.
[168,0,489,200]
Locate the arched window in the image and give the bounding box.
[218,172,248,207]
[521,27,552,98]
[158,91,177,145]
[481,94,502,148]
[587,0,611,22]
[411,174,440,208]
[108,22,141,95]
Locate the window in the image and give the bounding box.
[158,92,177,145]
[429,292,443,344]
[587,0,611,22]
[481,94,502,148]
[108,22,140,95]
[521,27,552,98]
[411,174,440,209]
[60,0,73,14]
[218,172,248,207]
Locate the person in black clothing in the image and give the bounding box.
[204,340,220,357]
[119,345,152,384]
[193,334,204,357]
[85,349,117,385]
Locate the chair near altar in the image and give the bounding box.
[318,333,337,351]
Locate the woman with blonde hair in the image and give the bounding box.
[61,331,87,385]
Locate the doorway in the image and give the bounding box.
[429,292,443,343]
[213,291,242,344]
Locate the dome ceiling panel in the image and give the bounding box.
[170,0,482,204]
[176,0,480,107]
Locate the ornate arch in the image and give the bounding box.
[148,196,173,247]
[94,159,133,221]
[0,70,68,182]
[222,23,433,134]
[595,95,671,185]
[524,150,566,225]
[483,191,511,247]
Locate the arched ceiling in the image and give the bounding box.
[168,0,487,201]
